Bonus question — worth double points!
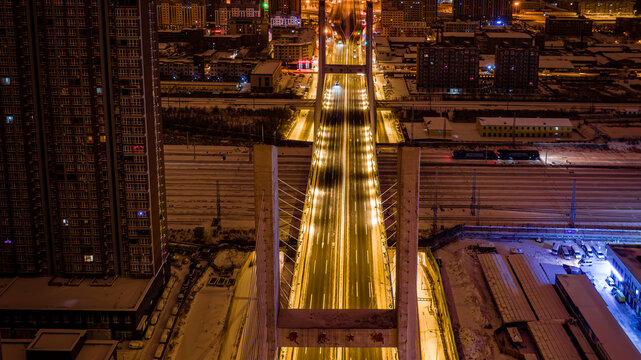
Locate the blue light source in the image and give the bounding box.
[4,239,11,244]
[5,116,13,124]
[137,210,147,217]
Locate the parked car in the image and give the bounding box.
[154,344,165,359]
[128,341,144,350]
[145,325,155,340]
[159,329,170,344]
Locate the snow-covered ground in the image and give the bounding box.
[169,269,233,360]
[213,249,249,270]
[165,251,248,360]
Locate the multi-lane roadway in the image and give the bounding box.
[282,5,395,359]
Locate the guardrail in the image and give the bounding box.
[425,225,641,251]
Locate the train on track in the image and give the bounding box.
[452,149,540,161]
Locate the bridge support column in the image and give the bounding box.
[254,144,280,360]
[366,1,376,136]
[396,146,420,359]
[314,0,326,138]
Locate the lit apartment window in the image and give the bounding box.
[1,77,10,85]
[84,255,94,262]
[5,116,13,124]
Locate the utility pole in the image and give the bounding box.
[476,187,480,226]
[570,179,576,228]
[512,113,516,144]
[471,169,476,216]
[433,169,438,232]
[411,105,415,143]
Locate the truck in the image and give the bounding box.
[561,246,571,260]
[552,243,560,256]
[614,290,626,303]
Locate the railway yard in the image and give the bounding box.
[165,144,641,232]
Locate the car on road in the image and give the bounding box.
[171,305,179,316]
[154,344,165,359]
[160,329,170,344]
[128,341,144,350]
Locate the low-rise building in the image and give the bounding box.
[480,31,533,53]
[271,29,315,62]
[556,274,640,360]
[607,244,641,316]
[270,14,302,27]
[207,58,258,82]
[615,17,641,38]
[444,20,480,32]
[0,274,166,340]
[476,117,572,137]
[251,60,283,92]
[159,57,199,80]
[545,16,593,37]
[578,0,635,16]
[1,329,117,360]
[442,32,476,46]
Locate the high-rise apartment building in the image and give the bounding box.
[157,0,207,30]
[381,0,437,36]
[273,0,301,16]
[453,0,513,24]
[0,0,168,278]
[494,45,539,89]
[213,0,262,34]
[417,43,480,91]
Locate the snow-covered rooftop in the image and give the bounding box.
[477,117,572,128]
[478,253,536,324]
[252,60,281,75]
[556,274,641,360]
[0,276,152,310]
[527,321,582,360]
[608,244,641,284]
[507,255,570,321]
[485,32,532,39]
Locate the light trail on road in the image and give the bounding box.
[280,2,396,358]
